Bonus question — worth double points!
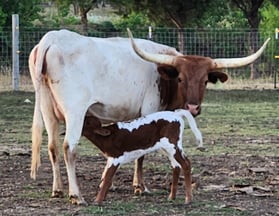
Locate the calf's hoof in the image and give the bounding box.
[133,185,151,195]
[168,193,176,201]
[184,197,192,207]
[69,195,87,205]
[94,199,103,206]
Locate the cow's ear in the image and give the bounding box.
[157,65,179,80]
[93,128,111,136]
[208,71,228,83]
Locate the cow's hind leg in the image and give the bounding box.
[40,89,64,198]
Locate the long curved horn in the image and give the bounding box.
[213,38,270,69]
[127,28,176,66]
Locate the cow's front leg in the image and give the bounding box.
[133,156,150,194]
[63,142,86,205]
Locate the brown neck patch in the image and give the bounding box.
[158,78,178,110]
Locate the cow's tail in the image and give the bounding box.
[29,39,51,180]
[30,88,43,180]
[175,109,203,148]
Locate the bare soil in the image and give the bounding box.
[0,148,278,216]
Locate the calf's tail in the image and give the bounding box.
[175,109,203,148]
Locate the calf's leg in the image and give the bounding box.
[95,164,119,205]
[133,156,150,194]
[174,151,192,205]
[168,166,180,200]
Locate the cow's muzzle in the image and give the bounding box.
[186,104,200,117]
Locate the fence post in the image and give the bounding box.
[12,14,20,91]
[274,28,279,89]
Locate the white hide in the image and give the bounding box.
[33,29,181,151]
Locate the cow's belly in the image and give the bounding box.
[86,102,142,124]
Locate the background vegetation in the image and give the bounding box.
[1,0,279,82]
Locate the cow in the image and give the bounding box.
[82,109,203,205]
[29,28,269,204]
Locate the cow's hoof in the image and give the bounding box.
[69,195,87,205]
[51,190,64,198]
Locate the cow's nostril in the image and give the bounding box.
[185,104,200,116]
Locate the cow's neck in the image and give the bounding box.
[158,78,179,111]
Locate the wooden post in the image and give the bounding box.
[274,28,279,89]
[12,14,20,91]
[274,55,278,89]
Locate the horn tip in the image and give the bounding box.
[127,28,133,38]
[266,37,271,43]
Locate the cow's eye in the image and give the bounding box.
[205,80,208,86]
[178,77,182,82]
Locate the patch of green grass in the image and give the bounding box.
[84,200,137,215]
[187,89,279,157]
[82,199,248,216]
[19,190,52,199]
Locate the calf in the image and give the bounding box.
[82,109,203,205]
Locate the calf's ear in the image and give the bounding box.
[208,71,228,83]
[93,128,111,136]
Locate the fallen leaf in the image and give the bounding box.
[202,184,228,191]
[24,98,32,103]
[249,167,268,173]
[219,204,247,211]
[235,186,254,194]
[254,185,271,192]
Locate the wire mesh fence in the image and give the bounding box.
[0,27,277,91]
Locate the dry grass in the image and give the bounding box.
[1,71,277,91]
[207,76,277,90]
[0,74,34,92]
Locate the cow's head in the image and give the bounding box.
[127,29,270,116]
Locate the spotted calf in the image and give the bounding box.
[82,109,203,205]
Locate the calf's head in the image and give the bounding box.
[82,116,111,137]
[127,29,270,116]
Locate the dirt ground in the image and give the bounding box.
[0,147,278,216]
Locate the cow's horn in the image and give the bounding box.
[213,38,270,69]
[127,28,176,66]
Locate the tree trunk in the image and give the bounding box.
[232,0,264,79]
[249,30,260,79]
[167,13,184,53]
[80,8,88,36]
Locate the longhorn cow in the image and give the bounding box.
[29,28,269,204]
